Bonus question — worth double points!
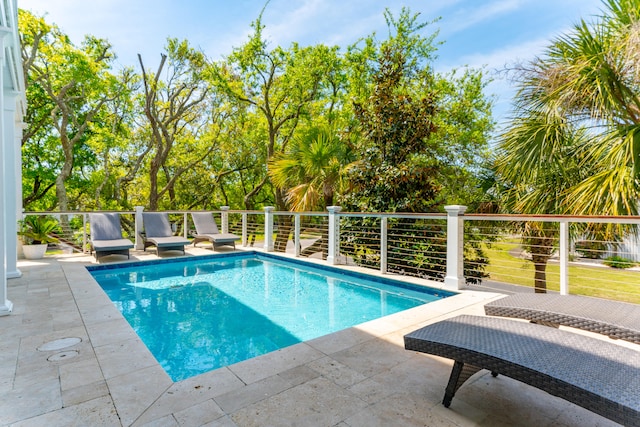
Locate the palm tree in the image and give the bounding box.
[269,126,352,212]
[496,110,588,292]
[504,0,640,215]
[495,0,640,291]
[269,125,353,257]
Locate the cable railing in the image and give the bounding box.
[19,206,640,303]
[464,214,640,303]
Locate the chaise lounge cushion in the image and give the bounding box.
[191,212,239,249]
[89,213,133,259]
[142,212,190,253]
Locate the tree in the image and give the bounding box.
[344,43,439,213]
[494,0,640,291]
[268,125,354,258]
[340,8,492,282]
[84,68,139,210]
[495,111,587,291]
[342,8,492,213]
[502,0,640,215]
[137,39,233,210]
[210,12,342,250]
[19,10,126,212]
[268,126,352,212]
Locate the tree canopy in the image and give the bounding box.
[19,7,493,216]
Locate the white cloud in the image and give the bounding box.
[456,37,549,70]
[442,0,526,36]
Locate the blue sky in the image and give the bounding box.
[19,0,603,124]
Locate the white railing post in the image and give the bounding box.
[327,206,342,265]
[220,206,229,233]
[294,213,301,257]
[560,220,569,295]
[82,213,88,253]
[134,206,145,250]
[183,213,188,238]
[444,205,467,289]
[242,212,248,247]
[380,217,388,273]
[264,206,274,252]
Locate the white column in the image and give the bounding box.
[134,206,145,249]
[220,206,229,233]
[380,217,388,273]
[0,29,13,315]
[327,206,342,265]
[444,205,467,289]
[264,206,274,252]
[559,220,569,295]
[4,85,20,278]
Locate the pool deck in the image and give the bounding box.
[0,246,628,426]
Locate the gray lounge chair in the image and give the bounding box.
[484,293,640,344]
[141,212,190,255]
[89,213,134,260]
[191,212,240,250]
[404,315,640,427]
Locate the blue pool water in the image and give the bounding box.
[88,252,454,381]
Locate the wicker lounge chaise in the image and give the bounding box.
[404,315,640,427]
[89,213,134,260]
[484,293,640,344]
[141,212,190,255]
[191,212,240,250]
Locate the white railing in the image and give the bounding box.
[21,206,640,303]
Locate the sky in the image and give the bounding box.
[19,0,604,125]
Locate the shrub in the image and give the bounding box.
[575,240,607,259]
[18,215,60,245]
[603,256,635,269]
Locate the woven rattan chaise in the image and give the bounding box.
[404,315,640,427]
[484,293,640,344]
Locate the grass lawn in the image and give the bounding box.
[484,240,640,304]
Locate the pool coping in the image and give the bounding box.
[65,249,504,425]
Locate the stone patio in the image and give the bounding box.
[0,247,625,426]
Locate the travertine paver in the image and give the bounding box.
[133,367,245,425]
[107,364,172,426]
[230,376,369,426]
[10,396,121,427]
[0,250,629,427]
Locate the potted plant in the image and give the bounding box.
[18,215,60,259]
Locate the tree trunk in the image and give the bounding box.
[55,144,74,212]
[531,253,549,293]
[149,169,159,210]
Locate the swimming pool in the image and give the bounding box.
[88,252,455,381]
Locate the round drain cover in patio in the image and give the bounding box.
[47,350,79,362]
[37,337,82,352]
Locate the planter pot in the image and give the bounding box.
[22,244,48,260]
